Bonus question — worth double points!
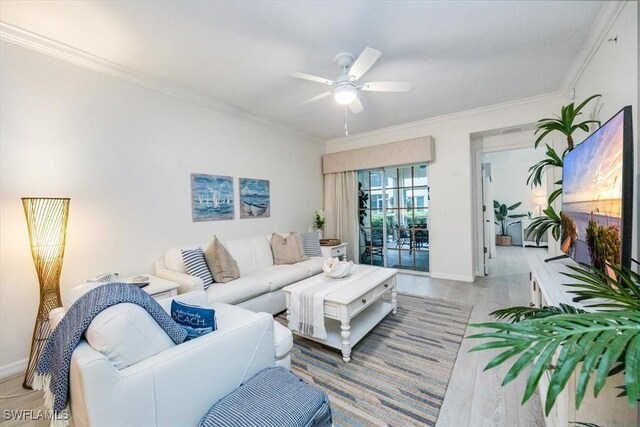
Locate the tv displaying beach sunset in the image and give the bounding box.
[561,109,627,270]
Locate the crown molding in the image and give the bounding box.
[559,1,627,96]
[0,22,323,145]
[326,92,565,145]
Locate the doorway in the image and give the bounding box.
[358,165,430,272]
[476,147,550,276]
[471,125,555,277]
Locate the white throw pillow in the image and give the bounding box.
[85,303,175,369]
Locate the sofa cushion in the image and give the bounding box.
[164,243,206,274]
[205,237,241,283]
[181,248,214,289]
[294,257,325,276]
[85,303,175,369]
[271,233,308,265]
[224,236,274,276]
[248,265,310,292]
[205,276,271,305]
[273,321,293,359]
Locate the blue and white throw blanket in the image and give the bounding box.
[199,367,332,427]
[33,282,187,426]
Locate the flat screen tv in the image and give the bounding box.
[561,105,633,270]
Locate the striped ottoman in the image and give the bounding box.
[199,367,332,427]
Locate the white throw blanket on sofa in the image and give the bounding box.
[287,265,371,339]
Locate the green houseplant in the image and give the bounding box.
[468,262,640,416]
[468,95,640,418]
[313,209,325,231]
[526,95,601,244]
[494,200,527,246]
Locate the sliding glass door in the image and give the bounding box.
[358,165,429,272]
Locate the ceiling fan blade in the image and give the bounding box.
[291,72,334,86]
[348,47,382,80]
[361,81,412,92]
[298,91,332,107]
[349,97,364,114]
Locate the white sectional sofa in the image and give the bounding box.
[49,291,286,427]
[155,235,325,315]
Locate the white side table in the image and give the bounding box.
[520,219,548,248]
[65,275,180,307]
[320,243,348,261]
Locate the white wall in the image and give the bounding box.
[570,0,638,261]
[484,148,547,245]
[484,148,547,217]
[0,41,324,373]
[326,93,567,282]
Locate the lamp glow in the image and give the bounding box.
[21,197,69,389]
[533,195,547,216]
[333,85,357,105]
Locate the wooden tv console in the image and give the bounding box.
[527,252,637,426]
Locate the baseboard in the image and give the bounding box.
[0,358,27,381]
[430,272,475,283]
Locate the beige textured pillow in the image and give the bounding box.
[205,237,240,283]
[271,233,309,265]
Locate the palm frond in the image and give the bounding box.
[526,205,561,243]
[573,120,601,133]
[573,94,602,117]
[491,304,586,323]
[562,264,640,311]
[548,187,562,205]
[527,144,563,187]
[469,311,640,414]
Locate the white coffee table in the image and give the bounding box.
[283,265,397,362]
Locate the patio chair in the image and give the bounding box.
[360,228,384,263]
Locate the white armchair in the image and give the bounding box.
[50,291,289,427]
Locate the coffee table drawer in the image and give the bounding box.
[348,288,376,317]
[374,280,393,298]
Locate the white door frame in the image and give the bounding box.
[481,163,496,264]
[471,129,550,277]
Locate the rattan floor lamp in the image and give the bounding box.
[21,197,70,389]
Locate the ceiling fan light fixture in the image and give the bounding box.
[333,85,357,105]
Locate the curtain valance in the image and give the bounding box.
[322,136,435,174]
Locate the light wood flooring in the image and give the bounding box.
[0,246,545,426]
[397,245,545,427]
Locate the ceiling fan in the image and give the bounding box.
[292,47,412,114]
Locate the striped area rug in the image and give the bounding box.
[276,293,472,427]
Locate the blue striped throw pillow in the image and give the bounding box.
[302,231,322,257]
[181,248,214,289]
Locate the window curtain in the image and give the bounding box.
[324,171,359,263]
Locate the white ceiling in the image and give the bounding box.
[0,1,604,140]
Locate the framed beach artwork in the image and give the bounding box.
[239,178,270,219]
[191,174,234,221]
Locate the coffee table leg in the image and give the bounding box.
[340,321,351,362]
[392,287,398,315]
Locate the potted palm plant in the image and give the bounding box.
[494,200,527,246]
[526,95,601,244]
[468,262,640,417]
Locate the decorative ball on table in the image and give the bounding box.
[323,257,354,278]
